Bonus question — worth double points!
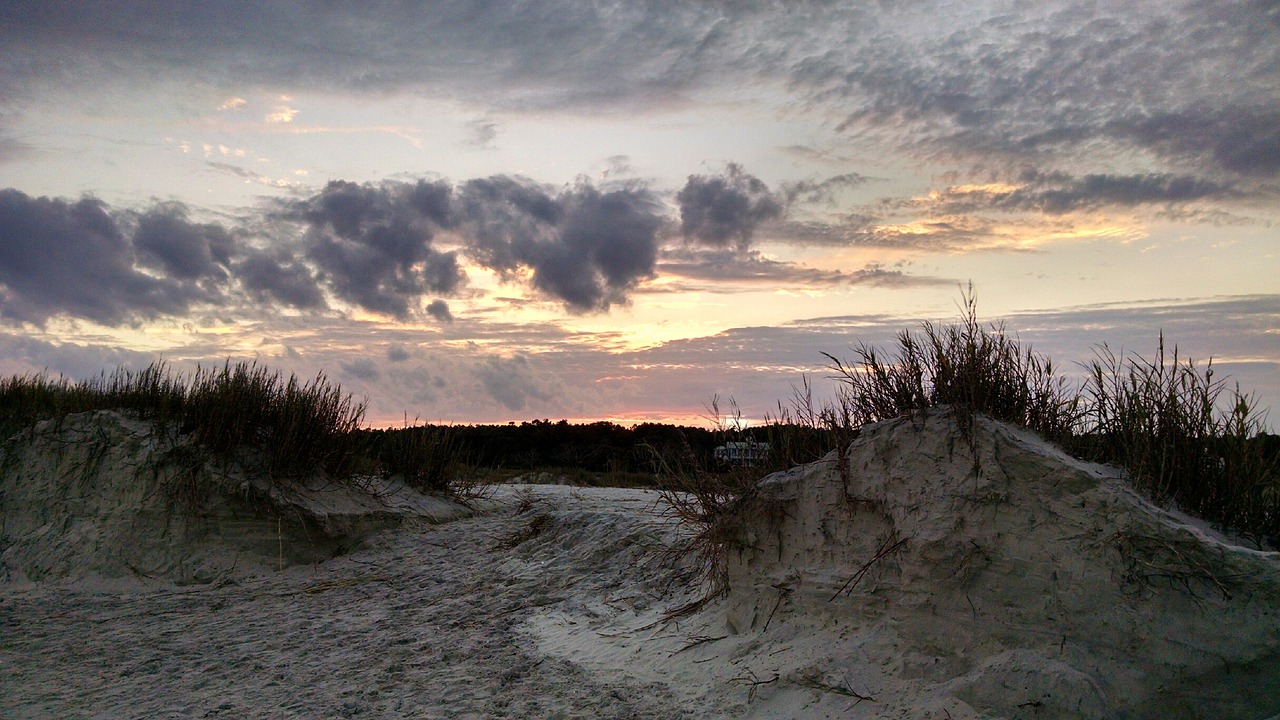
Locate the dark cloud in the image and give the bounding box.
[676,164,783,248]
[132,202,236,282]
[387,345,411,362]
[0,1,737,112]
[340,358,380,381]
[772,1,1280,192]
[0,135,35,164]
[458,177,663,311]
[4,0,1274,239]
[1013,172,1231,213]
[291,179,462,318]
[426,299,454,324]
[0,172,678,326]
[0,188,337,325]
[467,119,498,148]
[1107,106,1280,179]
[0,331,161,384]
[0,190,217,326]
[3,0,1275,198]
[234,251,325,310]
[782,215,1006,252]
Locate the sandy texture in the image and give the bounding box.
[4,409,1280,718]
[2,484,691,719]
[0,411,471,584]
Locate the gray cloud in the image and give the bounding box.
[4,1,1274,209]
[677,164,783,248]
[0,190,220,326]
[1013,172,1231,213]
[458,177,664,311]
[918,171,1234,215]
[1107,105,1280,179]
[0,189,333,325]
[132,202,236,282]
[0,135,35,164]
[426,299,454,323]
[783,215,1006,252]
[0,173,672,325]
[755,1,1280,200]
[234,250,325,310]
[0,1,736,112]
[474,355,552,412]
[290,179,462,318]
[0,332,163,384]
[467,119,498,148]
[387,345,411,362]
[781,173,871,206]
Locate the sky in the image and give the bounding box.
[0,0,1277,428]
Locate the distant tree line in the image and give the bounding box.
[356,419,833,476]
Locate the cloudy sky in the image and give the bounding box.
[1,0,1277,426]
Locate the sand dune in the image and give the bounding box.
[3,409,1279,718]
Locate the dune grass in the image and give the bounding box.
[361,421,462,494]
[824,290,1080,443]
[0,361,367,480]
[1079,337,1278,541]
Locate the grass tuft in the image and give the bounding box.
[823,286,1081,442]
[365,420,461,494]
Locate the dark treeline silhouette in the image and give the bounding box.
[357,419,835,478]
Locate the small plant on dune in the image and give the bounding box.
[760,375,861,483]
[369,420,461,494]
[653,455,761,612]
[649,397,776,612]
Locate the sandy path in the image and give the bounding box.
[1,485,692,719]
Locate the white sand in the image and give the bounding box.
[3,409,1280,718]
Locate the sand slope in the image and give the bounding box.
[528,409,1280,719]
[3,409,1279,718]
[0,410,471,584]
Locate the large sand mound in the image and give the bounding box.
[529,408,1280,718]
[0,410,471,584]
